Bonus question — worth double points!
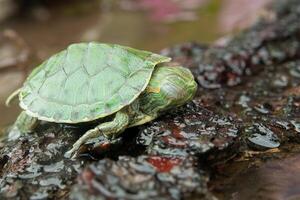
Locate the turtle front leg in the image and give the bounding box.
[65,110,130,158]
[9,111,39,140]
[14,111,39,132]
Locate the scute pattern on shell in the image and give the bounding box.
[19,42,170,123]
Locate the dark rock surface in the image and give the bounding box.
[0,0,300,199]
[71,156,211,200]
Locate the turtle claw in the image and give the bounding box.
[64,147,79,159]
[64,150,73,159]
[66,128,101,159]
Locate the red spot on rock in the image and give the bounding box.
[147,156,182,172]
[80,169,96,192]
[161,136,186,147]
[171,125,185,139]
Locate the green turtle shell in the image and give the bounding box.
[19,42,170,123]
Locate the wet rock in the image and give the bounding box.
[253,103,273,114]
[194,0,300,88]
[288,61,300,78]
[137,101,240,158]
[70,156,211,200]
[246,123,280,149]
[0,124,82,199]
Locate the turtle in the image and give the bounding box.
[6,42,197,158]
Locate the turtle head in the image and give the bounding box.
[140,64,197,115]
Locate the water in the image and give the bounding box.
[212,144,300,200]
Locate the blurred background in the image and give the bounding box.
[0,0,271,128]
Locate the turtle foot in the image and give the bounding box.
[64,146,79,159]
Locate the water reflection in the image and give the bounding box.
[215,153,300,200]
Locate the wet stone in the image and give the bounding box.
[0,124,83,199]
[272,74,289,88]
[288,61,300,78]
[193,0,300,88]
[291,120,300,133]
[246,123,281,149]
[253,103,273,115]
[137,101,240,157]
[70,156,211,200]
